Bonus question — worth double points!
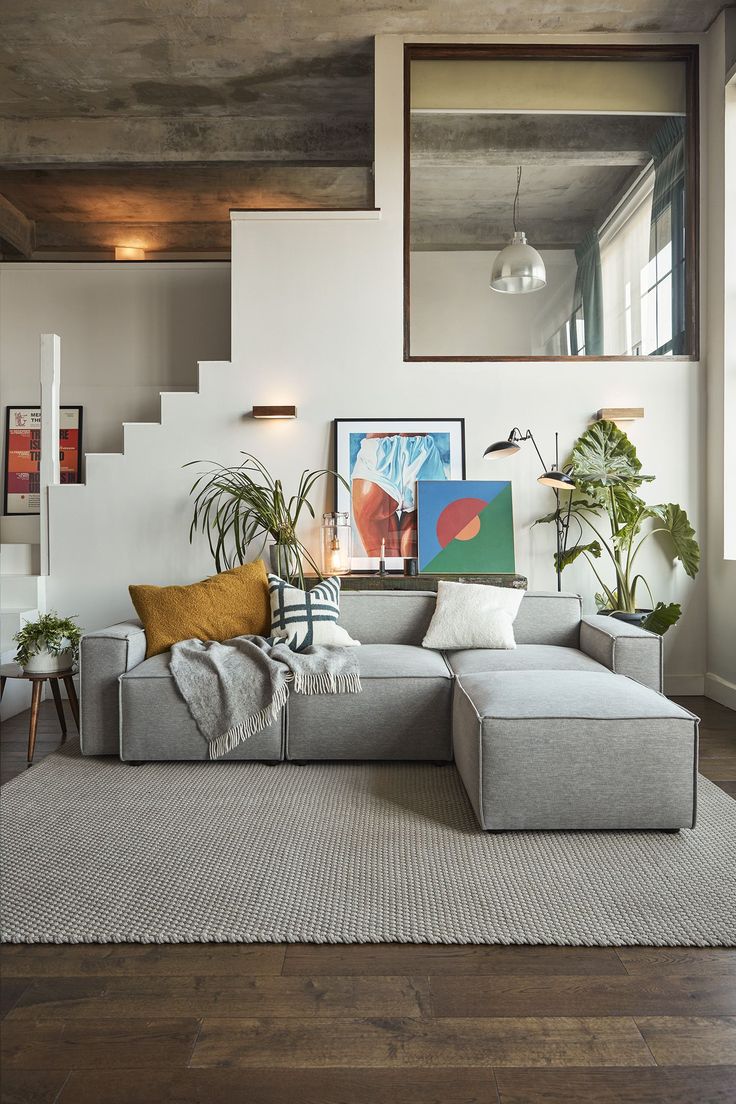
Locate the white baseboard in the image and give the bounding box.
[664,674,705,696]
[704,672,736,711]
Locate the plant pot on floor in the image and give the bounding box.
[22,646,75,675]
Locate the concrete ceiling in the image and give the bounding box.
[0,0,722,257]
[0,166,372,255]
[410,113,663,249]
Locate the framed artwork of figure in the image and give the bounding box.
[334,418,465,572]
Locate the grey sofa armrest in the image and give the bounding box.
[580,615,662,692]
[80,620,147,755]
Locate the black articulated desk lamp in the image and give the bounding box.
[484,427,575,592]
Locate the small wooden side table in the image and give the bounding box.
[0,663,79,767]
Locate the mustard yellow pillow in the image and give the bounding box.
[130,561,270,659]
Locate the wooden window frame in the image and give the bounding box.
[403,42,700,363]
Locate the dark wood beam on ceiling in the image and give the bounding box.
[0,193,35,257]
[34,220,232,253]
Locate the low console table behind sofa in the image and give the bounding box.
[80,591,699,832]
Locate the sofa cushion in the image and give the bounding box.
[453,670,698,830]
[269,573,359,651]
[446,644,608,677]
[129,560,270,659]
[513,592,582,647]
[458,669,689,721]
[338,591,437,645]
[119,651,283,762]
[422,580,524,651]
[119,652,173,680]
[357,643,452,679]
[287,644,452,761]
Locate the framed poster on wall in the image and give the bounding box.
[3,406,83,516]
[334,417,465,572]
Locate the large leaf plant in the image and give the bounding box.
[187,452,349,587]
[535,420,699,634]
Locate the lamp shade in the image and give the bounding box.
[538,470,576,491]
[490,232,546,294]
[484,438,521,459]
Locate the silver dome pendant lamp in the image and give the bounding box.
[490,166,547,294]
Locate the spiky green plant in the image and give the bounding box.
[187,452,349,587]
[534,420,699,634]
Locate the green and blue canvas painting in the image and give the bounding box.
[417,480,515,574]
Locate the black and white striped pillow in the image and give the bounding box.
[268,574,360,652]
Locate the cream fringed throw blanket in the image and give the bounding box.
[170,636,362,760]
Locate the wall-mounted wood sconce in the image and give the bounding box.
[251,405,297,419]
[596,407,644,422]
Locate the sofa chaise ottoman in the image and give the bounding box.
[453,669,698,830]
[79,589,699,831]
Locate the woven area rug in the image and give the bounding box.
[2,740,735,946]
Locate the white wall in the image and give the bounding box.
[37,31,718,695]
[410,250,576,357]
[0,262,230,543]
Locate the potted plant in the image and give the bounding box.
[14,612,82,674]
[534,420,699,634]
[187,452,349,588]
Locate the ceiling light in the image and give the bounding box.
[490,167,546,294]
[115,246,145,261]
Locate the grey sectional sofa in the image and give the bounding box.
[80,590,699,831]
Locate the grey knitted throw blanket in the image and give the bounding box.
[170,636,362,760]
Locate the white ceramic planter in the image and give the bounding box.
[21,646,74,675]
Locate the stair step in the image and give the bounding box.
[0,576,45,608]
[160,390,201,421]
[0,544,40,576]
[1,607,39,651]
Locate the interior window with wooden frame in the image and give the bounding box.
[404,44,699,362]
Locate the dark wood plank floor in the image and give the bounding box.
[1,695,735,1103]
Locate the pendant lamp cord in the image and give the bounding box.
[513,165,522,233]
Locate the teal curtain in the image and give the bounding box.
[649,117,686,354]
[570,228,604,356]
[650,117,686,229]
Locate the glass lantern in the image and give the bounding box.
[321,512,351,576]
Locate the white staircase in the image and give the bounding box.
[0,543,46,720]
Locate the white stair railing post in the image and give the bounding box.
[39,333,61,577]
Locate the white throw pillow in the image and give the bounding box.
[268,574,360,652]
[422,581,524,650]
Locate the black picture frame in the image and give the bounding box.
[3,405,84,516]
[333,417,466,572]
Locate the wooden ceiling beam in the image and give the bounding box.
[0,192,35,257]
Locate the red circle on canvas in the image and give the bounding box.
[436,498,488,547]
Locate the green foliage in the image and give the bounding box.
[14,612,81,668]
[649,503,700,578]
[569,418,653,491]
[642,601,682,636]
[534,419,699,634]
[187,452,349,587]
[554,540,601,574]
